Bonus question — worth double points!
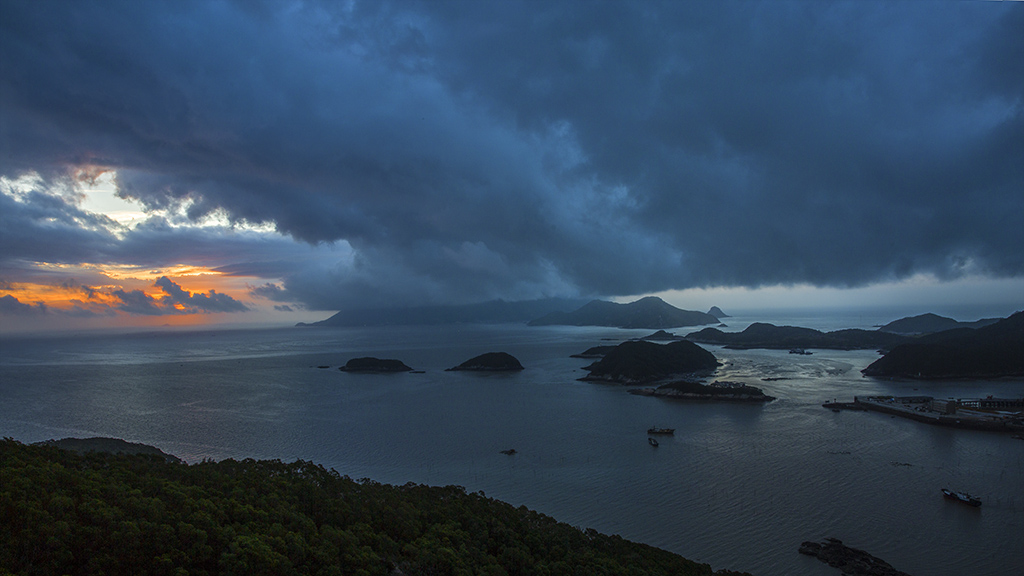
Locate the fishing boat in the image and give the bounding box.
[647,427,675,435]
[648,437,659,447]
[942,488,981,507]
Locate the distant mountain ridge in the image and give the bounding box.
[301,298,588,327]
[686,323,910,351]
[877,313,1000,335]
[527,297,720,329]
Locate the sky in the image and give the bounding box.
[1,0,1022,334]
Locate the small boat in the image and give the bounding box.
[942,488,981,507]
[648,437,659,447]
[500,448,517,455]
[789,348,812,355]
[647,427,675,435]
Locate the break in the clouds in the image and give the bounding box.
[1,0,1022,313]
[2,276,247,317]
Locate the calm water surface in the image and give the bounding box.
[2,313,1022,575]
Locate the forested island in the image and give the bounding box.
[0,438,750,576]
[579,340,720,384]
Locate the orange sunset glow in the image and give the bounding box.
[0,263,255,326]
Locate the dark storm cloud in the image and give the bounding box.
[0,182,120,266]
[2,1,1021,309]
[110,277,247,316]
[1,173,320,278]
[0,294,47,315]
[249,283,290,302]
[154,276,248,313]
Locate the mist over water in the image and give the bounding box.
[2,310,1022,575]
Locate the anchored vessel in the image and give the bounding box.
[942,488,981,507]
[647,427,675,435]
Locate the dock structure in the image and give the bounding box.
[839,395,1024,433]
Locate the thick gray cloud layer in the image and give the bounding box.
[1,0,1021,310]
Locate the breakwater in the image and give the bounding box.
[846,396,1024,433]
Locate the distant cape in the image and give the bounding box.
[528,297,719,329]
[299,298,588,327]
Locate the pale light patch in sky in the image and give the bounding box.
[76,170,146,226]
[77,169,279,234]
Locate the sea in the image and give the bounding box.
[2,308,1022,576]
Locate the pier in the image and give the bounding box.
[824,396,1024,433]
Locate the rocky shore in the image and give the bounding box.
[798,538,912,575]
[630,380,775,402]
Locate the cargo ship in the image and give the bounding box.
[942,488,981,507]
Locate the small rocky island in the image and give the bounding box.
[630,381,775,402]
[446,352,524,371]
[579,340,720,384]
[339,357,414,372]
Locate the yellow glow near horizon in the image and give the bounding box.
[101,264,226,281]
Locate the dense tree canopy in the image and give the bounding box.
[1,439,749,575]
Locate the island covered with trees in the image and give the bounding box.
[579,340,720,384]
[0,438,750,576]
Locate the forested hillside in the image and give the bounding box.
[1,439,749,576]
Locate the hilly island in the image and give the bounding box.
[579,340,721,384]
[528,297,720,329]
[863,311,1024,379]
